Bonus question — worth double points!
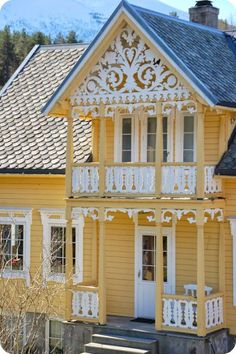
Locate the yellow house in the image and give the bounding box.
[42,1,236,353]
[1,0,236,353]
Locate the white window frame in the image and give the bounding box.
[141,113,173,162]
[0,208,32,286]
[175,112,197,162]
[45,318,64,354]
[114,113,139,162]
[40,209,84,284]
[229,217,236,306]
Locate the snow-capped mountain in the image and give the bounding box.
[0,0,188,41]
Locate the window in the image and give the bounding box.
[183,116,195,162]
[46,320,64,354]
[122,118,132,162]
[40,210,84,283]
[0,209,31,285]
[176,114,196,162]
[229,218,236,306]
[0,224,24,271]
[142,116,172,162]
[50,226,76,274]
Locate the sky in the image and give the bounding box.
[0,0,235,22]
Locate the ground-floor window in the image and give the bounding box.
[46,319,64,354]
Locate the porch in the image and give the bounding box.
[65,205,226,337]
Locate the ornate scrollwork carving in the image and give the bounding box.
[71,25,190,111]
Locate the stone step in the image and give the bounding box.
[92,333,157,353]
[84,342,150,354]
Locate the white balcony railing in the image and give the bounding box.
[72,288,99,319]
[106,165,155,194]
[162,294,224,331]
[72,164,222,196]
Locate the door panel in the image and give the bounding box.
[136,229,174,319]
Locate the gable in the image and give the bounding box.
[70,24,196,118]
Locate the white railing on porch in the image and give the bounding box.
[162,294,224,331]
[162,296,197,329]
[106,165,155,194]
[205,296,224,329]
[72,289,99,319]
[72,164,222,196]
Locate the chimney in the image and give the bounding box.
[189,0,219,28]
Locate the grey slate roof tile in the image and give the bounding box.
[0,44,91,174]
[215,126,236,175]
[132,5,236,107]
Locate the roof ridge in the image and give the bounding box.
[0,44,40,97]
[39,43,90,50]
[130,3,223,35]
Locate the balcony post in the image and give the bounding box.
[196,103,205,199]
[66,108,74,198]
[65,205,73,321]
[99,103,106,197]
[155,102,163,198]
[98,207,106,324]
[155,208,163,330]
[196,208,206,336]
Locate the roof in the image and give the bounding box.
[215,126,236,176]
[43,0,236,114]
[0,44,92,175]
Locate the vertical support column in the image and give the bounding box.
[155,208,163,330]
[65,205,73,321]
[155,103,163,198]
[99,103,106,197]
[196,103,205,199]
[65,109,74,198]
[196,208,206,337]
[219,222,226,293]
[91,220,98,282]
[98,207,106,324]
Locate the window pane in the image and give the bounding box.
[122,134,131,150]
[184,134,194,150]
[122,118,131,134]
[184,150,194,162]
[148,117,156,133]
[122,151,131,162]
[0,224,24,271]
[147,150,155,163]
[49,320,63,354]
[163,116,168,133]
[51,227,65,274]
[184,116,194,132]
[147,134,156,150]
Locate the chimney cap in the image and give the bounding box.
[195,0,213,7]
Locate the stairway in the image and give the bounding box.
[82,333,158,353]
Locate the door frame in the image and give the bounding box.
[134,222,176,318]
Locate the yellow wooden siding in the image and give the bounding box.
[204,111,220,164]
[223,179,236,335]
[105,213,135,316]
[106,119,114,163]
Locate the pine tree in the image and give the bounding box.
[66,31,78,43]
[0,26,14,87]
[54,32,66,44]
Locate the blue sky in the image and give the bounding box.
[0,0,235,22]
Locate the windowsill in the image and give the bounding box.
[0,269,28,279]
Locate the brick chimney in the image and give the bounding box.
[189,0,219,28]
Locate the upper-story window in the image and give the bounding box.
[115,113,172,163]
[40,210,84,283]
[176,114,196,162]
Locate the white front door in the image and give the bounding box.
[136,228,175,319]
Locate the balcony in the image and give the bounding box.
[71,163,221,198]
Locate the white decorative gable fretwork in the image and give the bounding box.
[71,25,195,118]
